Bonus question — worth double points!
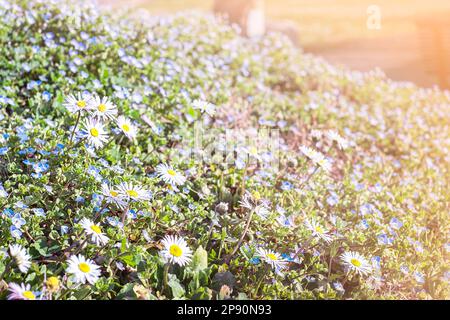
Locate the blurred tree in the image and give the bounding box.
[213,0,265,37]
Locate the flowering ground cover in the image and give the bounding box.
[0,0,449,300]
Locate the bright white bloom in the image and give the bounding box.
[255,205,270,219]
[340,251,372,276]
[155,164,186,186]
[81,118,109,149]
[80,218,109,246]
[160,235,193,266]
[117,116,137,140]
[90,95,117,120]
[256,247,287,270]
[239,191,257,211]
[326,130,348,150]
[305,219,333,243]
[243,145,262,161]
[63,92,94,114]
[192,99,216,116]
[101,183,127,209]
[300,145,332,172]
[9,244,31,273]
[117,182,151,202]
[66,255,101,284]
[7,283,37,300]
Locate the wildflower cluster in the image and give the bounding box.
[0,0,448,300]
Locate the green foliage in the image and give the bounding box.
[0,0,448,300]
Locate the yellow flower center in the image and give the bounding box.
[167,169,177,176]
[315,226,324,234]
[127,189,138,198]
[23,291,36,300]
[78,262,91,273]
[110,191,118,197]
[90,224,102,234]
[76,100,86,108]
[90,128,99,137]
[98,104,106,112]
[46,277,59,290]
[122,124,130,132]
[169,244,182,257]
[267,253,278,261]
[351,258,361,267]
[249,146,258,155]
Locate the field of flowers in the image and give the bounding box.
[0,0,449,300]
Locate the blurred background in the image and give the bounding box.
[98,0,450,89]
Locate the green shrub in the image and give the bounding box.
[0,0,448,300]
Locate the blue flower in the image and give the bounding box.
[414,271,425,284]
[377,234,393,245]
[60,225,69,235]
[42,91,52,101]
[326,192,339,206]
[32,208,46,217]
[10,225,22,239]
[127,209,137,220]
[389,217,403,230]
[280,181,293,191]
[360,219,369,229]
[0,184,8,198]
[400,265,409,274]
[0,147,9,155]
[2,208,15,218]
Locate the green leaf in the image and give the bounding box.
[168,274,185,299]
[190,245,208,272]
[115,283,137,300]
[119,253,137,267]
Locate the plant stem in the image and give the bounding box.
[225,207,254,263]
[253,264,269,297]
[0,261,11,281]
[68,112,81,146]
[93,201,108,222]
[120,204,129,227]
[162,263,170,297]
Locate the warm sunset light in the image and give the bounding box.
[0,0,448,306]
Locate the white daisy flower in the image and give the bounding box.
[239,191,256,211]
[80,218,109,246]
[155,163,186,186]
[243,145,262,161]
[63,92,94,114]
[101,183,127,209]
[66,254,101,284]
[340,251,372,276]
[81,118,108,149]
[192,99,216,116]
[160,235,193,267]
[256,247,287,270]
[305,219,333,243]
[326,130,348,150]
[7,283,37,300]
[255,205,270,219]
[9,244,31,273]
[117,182,151,202]
[117,116,137,140]
[90,95,117,120]
[300,145,332,172]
